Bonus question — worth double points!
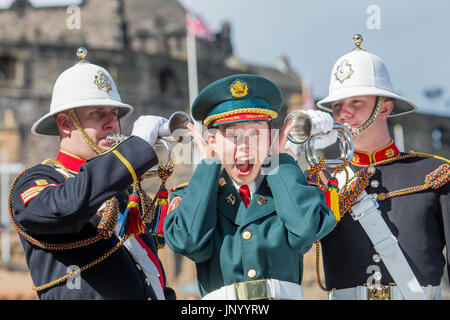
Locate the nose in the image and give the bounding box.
[103,110,120,132]
[333,103,353,123]
[236,135,250,152]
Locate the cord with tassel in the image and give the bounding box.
[324,177,340,223]
[119,182,146,238]
[147,160,174,249]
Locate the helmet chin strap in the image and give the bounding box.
[68,109,104,155]
[350,96,382,137]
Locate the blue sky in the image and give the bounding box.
[2,0,450,116]
[178,0,450,117]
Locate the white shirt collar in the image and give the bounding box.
[232,174,265,198]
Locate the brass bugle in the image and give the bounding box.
[161,111,194,143]
[285,110,354,167]
[106,111,193,177]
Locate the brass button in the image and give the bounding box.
[372,254,381,263]
[242,231,252,240]
[247,269,257,279]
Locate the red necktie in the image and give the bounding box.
[239,185,251,208]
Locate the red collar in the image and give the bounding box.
[352,141,400,166]
[56,150,87,173]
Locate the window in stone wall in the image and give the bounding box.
[95,60,118,79]
[0,56,16,82]
[431,128,443,150]
[159,68,177,95]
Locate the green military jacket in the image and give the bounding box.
[164,153,336,297]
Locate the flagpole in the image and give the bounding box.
[186,30,201,168]
[187,32,198,107]
[300,74,315,110]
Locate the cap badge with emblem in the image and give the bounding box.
[230,80,248,98]
[334,60,354,84]
[94,70,112,93]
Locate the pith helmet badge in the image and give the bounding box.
[94,70,112,93]
[334,59,354,84]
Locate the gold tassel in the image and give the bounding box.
[325,177,340,222]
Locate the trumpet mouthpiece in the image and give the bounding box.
[106,133,127,146]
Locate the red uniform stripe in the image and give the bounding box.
[135,235,164,290]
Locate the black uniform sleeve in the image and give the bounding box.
[11,136,158,235]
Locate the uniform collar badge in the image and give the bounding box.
[257,196,267,205]
[334,59,354,84]
[226,193,236,205]
[373,142,400,162]
[94,70,112,93]
[352,141,400,166]
[219,177,227,187]
[230,80,248,98]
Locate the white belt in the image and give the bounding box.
[122,236,165,300]
[329,285,441,300]
[202,279,304,300]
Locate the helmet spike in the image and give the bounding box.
[352,34,363,50]
[76,47,88,64]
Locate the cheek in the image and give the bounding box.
[212,135,236,164]
[83,127,100,142]
[79,117,100,131]
[111,119,120,130]
[359,108,375,123]
[252,134,270,159]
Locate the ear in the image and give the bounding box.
[379,98,394,120]
[205,130,217,152]
[56,112,74,136]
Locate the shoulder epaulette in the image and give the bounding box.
[408,152,450,164]
[170,182,189,192]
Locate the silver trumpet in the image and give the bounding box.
[106,111,193,178]
[285,110,354,167]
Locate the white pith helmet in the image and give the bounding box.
[31,47,133,136]
[317,34,417,117]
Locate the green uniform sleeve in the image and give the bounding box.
[267,153,336,252]
[163,159,222,263]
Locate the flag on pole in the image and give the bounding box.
[301,75,316,110]
[185,10,216,41]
